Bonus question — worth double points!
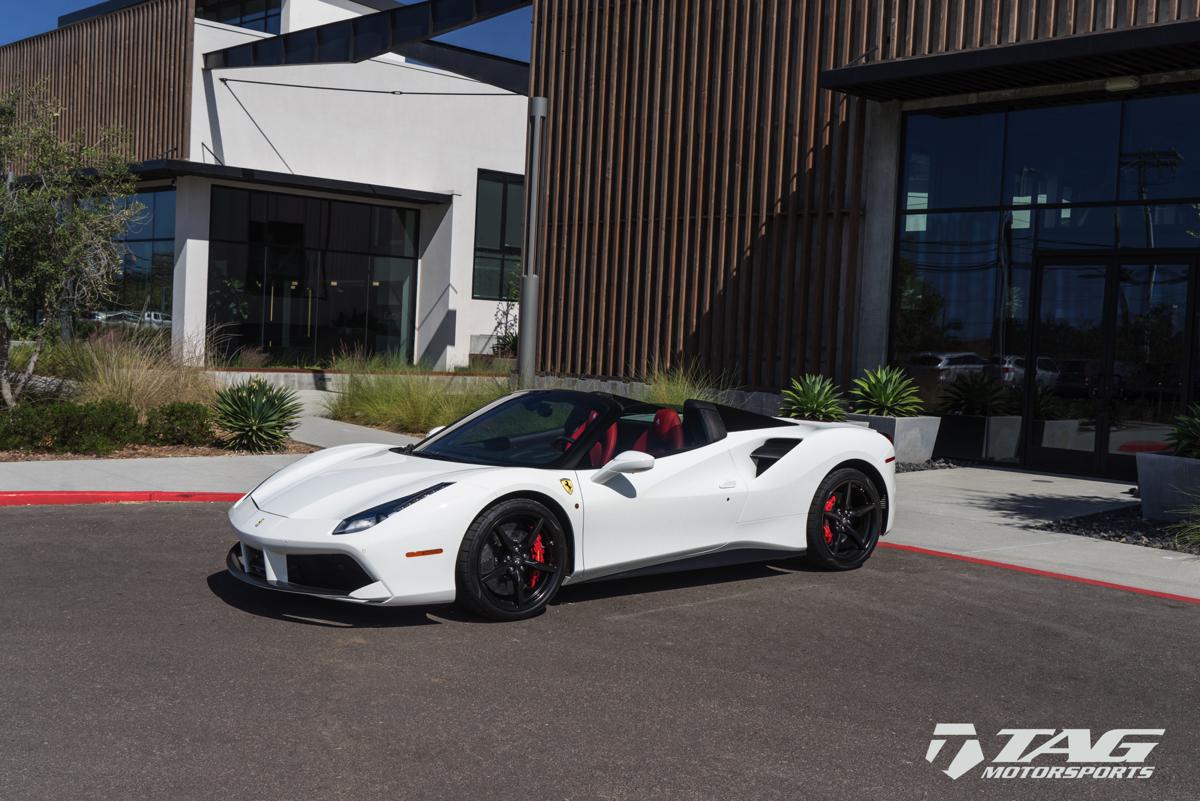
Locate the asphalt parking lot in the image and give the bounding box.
[1,504,1197,801]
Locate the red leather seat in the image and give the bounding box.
[568,412,618,468]
[633,408,685,456]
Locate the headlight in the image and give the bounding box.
[331,483,453,535]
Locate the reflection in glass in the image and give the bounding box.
[1116,203,1200,249]
[1003,101,1120,206]
[1120,94,1200,201]
[902,111,1004,210]
[1032,264,1107,455]
[1108,263,1189,456]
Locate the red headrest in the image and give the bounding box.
[648,408,683,455]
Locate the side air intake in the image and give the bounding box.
[750,439,801,477]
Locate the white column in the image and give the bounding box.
[415,201,456,370]
[171,176,211,365]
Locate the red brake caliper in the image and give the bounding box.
[528,532,546,589]
[822,495,838,545]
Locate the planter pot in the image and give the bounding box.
[1136,452,1200,522]
[846,414,940,464]
[933,415,1022,462]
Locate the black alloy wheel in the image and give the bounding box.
[455,498,567,621]
[804,467,883,570]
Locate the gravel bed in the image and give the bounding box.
[1034,504,1198,555]
[895,458,962,474]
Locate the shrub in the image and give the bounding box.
[780,374,845,421]
[213,379,303,452]
[327,345,428,375]
[848,366,924,417]
[0,400,139,455]
[57,331,217,414]
[1168,403,1200,458]
[326,374,507,434]
[642,363,728,406]
[1168,492,1200,552]
[145,402,213,446]
[939,372,1014,416]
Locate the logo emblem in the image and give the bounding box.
[925,723,1164,781]
[254,518,266,528]
[559,478,574,495]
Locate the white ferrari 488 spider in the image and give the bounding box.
[227,389,896,620]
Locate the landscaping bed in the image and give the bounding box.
[1034,504,1199,555]
[0,439,315,462]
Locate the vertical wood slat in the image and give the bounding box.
[530,0,1196,390]
[0,0,192,162]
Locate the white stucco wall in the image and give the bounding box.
[183,0,527,368]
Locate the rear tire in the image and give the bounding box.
[803,468,883,571]
[455,498,567,621]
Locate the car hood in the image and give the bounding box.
[250,443,492,520]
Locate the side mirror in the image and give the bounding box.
[426,425,446,439]
[592,450,655,484]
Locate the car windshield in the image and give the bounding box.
[412,391,611,467]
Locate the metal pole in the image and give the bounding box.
[518,96,548,388]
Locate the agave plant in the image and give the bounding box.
[1168,403,1200,458]
[938,372,1014,417]
[779,374,845,422]
[213,378,303,452]
[848,366,924,417]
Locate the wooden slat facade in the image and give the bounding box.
[0,0,194,162]
[530,0,1200,389]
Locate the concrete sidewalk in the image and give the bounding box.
[890,467,1200,601]
[0,414,413,494]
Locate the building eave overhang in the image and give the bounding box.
[135,160,453,205]
[820,18,1200,102]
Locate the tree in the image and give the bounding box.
[0,85,140,408]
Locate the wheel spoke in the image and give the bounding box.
[512,568,528,604]
[522,558,555,573]
[851,501,878,519]
[842,525,866,549]
[480,564,507,584]
[522,517,544,547]
[839,483,853,512]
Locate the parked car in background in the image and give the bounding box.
[988,355,1060,388]
[908,352,989,384]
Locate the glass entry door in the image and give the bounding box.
[1026,256,1195,478]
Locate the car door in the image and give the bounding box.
[575,441,747,578]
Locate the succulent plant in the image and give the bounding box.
[213,378,302,452]
[779,374,846,422]
[848,366,924,418]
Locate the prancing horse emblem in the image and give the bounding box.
[255,518,266,528]
[559,478,574,496]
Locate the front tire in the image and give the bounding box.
[455,498,567,621]
[804,468,883,570]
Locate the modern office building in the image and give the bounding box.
[528,1,1200,478]
[0,0,529,368]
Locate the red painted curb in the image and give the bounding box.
[879,541,1200,606]
[0,491,243,507]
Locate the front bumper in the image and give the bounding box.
[226,544,382,603]
[225,495,458,607]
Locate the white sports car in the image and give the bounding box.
[226,390,896,620]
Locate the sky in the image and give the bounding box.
[0,0,533,60]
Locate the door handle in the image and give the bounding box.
[719,480,737,489]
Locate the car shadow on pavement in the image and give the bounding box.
[206,571,446,628]
[552,557,823,606]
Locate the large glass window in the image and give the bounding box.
[1120,94,1200,201]
[104,188,175,326]
[208,186,419,363]
[196,0,282,34]
[902,111,1004,211]
[472,170,524,300]
[1003,101,1121,206]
